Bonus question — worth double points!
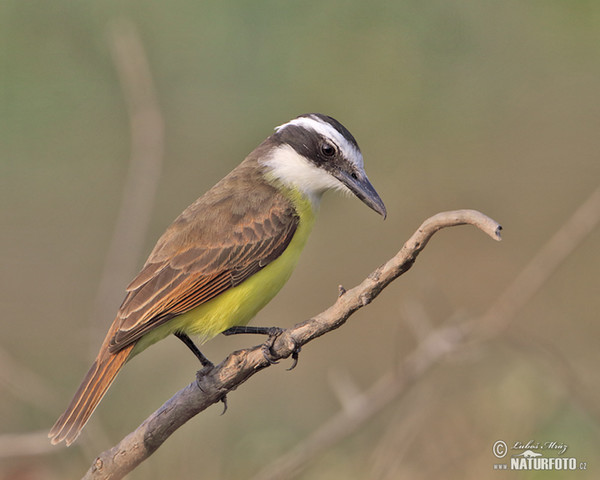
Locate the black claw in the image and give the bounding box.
[287,345,302,371]
[261,330,301,370]
[220,395,228,415]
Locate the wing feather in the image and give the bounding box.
[108,166,299,352]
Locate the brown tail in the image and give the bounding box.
[49,337,134,446]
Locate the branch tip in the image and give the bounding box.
[494,224,503,241]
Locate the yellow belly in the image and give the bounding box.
[131,188,316,356]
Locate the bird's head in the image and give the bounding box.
[262,113,386,218]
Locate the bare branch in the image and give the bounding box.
[81,210,501,480]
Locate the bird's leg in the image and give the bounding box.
[176,332,229,413]
[175,332,213,368]
[222,326,301,370]
[222,325,284,336]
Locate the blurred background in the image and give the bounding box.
[2,0,599,478]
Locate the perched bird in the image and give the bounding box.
[49,113,386,446]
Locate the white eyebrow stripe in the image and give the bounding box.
[275,116,364,169]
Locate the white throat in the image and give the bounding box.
[261,145,349,207]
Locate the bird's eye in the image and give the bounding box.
[320,142,335,157]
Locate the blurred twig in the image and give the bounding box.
[368,390,431,480]
[507,331,600,431]
[80,210,501,480]
[0,431,57,458]
[0,347,58,413]
[249,185,600,480]
[251,316,469,480]
[88,19,164,348]
[0,18,164,463]
[474,185,600,339]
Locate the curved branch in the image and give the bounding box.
[82,209,501,480]
[250,186,600,480]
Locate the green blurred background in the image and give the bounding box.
[2,0,599,478]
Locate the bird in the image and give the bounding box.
[48,113,386,446]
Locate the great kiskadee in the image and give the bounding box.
[49,113,386,446]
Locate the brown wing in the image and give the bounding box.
[49,147,298,446]
[107,161,298,353]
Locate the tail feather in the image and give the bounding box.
[49,344,134,446]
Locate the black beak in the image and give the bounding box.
[334,169,387,219]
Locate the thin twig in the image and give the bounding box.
[80,210,501,480]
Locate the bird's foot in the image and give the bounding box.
[222,325,300,370]
[195,363,215,386]
[260,328,301,371]
[261,330,282,365]
[195,365,228,414]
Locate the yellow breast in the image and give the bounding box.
[131,187,316,356]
